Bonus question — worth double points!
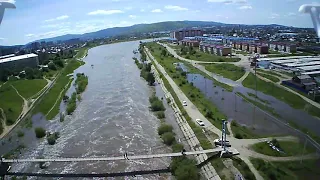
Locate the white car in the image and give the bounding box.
[196,119,205,126]
[182,101,187,106]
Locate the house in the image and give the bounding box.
[257,45,269,54]
[286,44,297,53]
[249,44,257,53]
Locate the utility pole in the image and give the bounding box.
[253,56,257,127]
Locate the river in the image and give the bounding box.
[1,41,177,180]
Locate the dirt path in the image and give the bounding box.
[236,71,250,83]
[46,79,72,117]
[0,108,10,136]
[11,85,29,118]
[29,77,51,100]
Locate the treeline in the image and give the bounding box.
[75,73,88,94]
[149,95,165,119]
[66,73,88,115]
[134,60,155,86]
[66,92,77,115]
[0,50,74,83]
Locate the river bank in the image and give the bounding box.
[1,40,175,180]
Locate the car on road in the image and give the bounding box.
[196,119,205,126]
[214,139,231,147]
[182,101,187,106]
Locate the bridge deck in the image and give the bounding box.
[2,148,224,163]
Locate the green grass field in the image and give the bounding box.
[46,78,73,120]
[242,73,320,118]
[0,83,23,126]
[187,50,240,62]
[203,63,245,81]
[251,140,316,157]
[247,92,270,104]
[33,59,84,119]
[10,79,47,99]
[257,72,280,83]
[230,120,261,139]
[251,158,320,180]
[256,69,286,79]
[75,47,89,59]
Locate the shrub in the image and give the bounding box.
[17,130,24,138]
[47,134,56,145]
[161,132,175,146]
[235,133,243,139]
[156,111,166,119]
[205,110,213,118]
[172,143,184,153]
[6,118,15,126]
[158,124,173,135]
[35,127,46,138]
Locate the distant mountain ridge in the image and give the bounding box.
[35,21,225,42]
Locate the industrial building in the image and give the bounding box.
[170,28,204,41]
[0,53,39,71]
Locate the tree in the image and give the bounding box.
[161,132,175,146]
[0,69,9,81]
[54,59,64,68]
[174,159,199,180]
[158,124,173,135]
[147,72,155,86]
[48,62,57,70]
[24,67,34,79]
[161,49,167,57]
[33,69,42,79]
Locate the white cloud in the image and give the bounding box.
[25,34,35,37]
[44,15,69,22]
[87,9,124,15]
[208,0,247,4]
[269,13,280,19]
[164,5,188,11]
[0,37,5,40]
[129,15,137,19]
[239,5,252,10]
[140,9,145,12]
[0,0,15,3]
[151,9,163,13]
[288,12,296,16]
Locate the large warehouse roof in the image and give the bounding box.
[258,56,315,62]
[284,60,320,67]
[302,70,320,76]
[298,65,320,71]
[0,53,38,64]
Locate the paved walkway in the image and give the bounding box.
[149,51,221,180]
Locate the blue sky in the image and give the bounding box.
[0,0,318,45]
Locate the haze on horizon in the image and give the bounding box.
[0,0,318,45]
